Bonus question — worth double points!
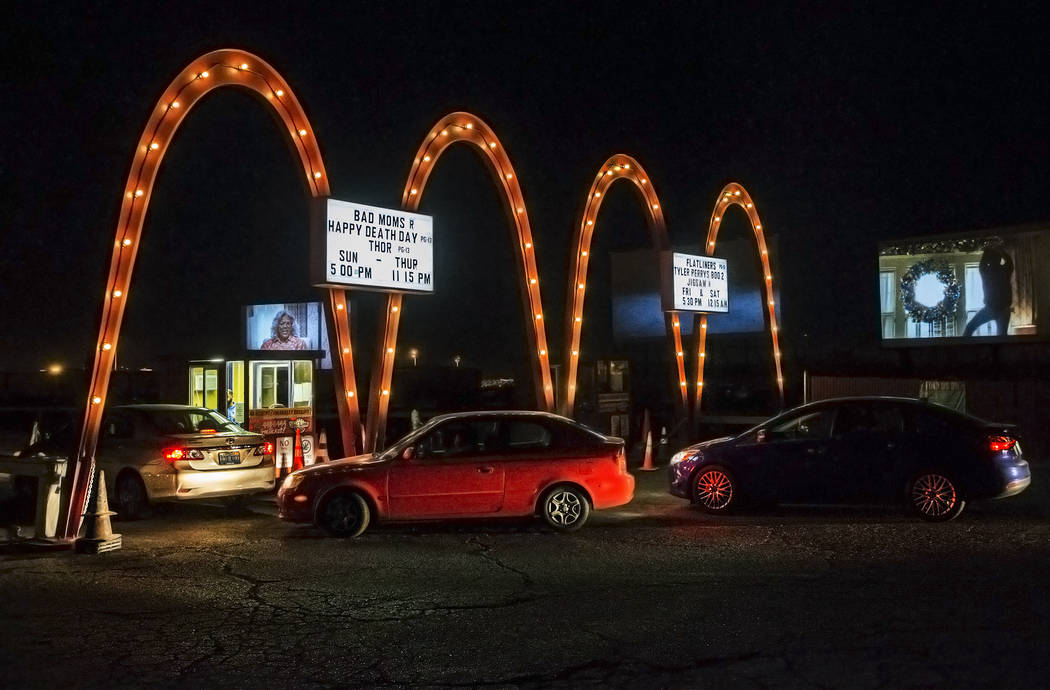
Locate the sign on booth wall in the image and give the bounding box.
[247,407,313,436]
[311,198,434,293]
[660,251,729,313]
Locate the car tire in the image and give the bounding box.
[317,490,370,538]
[907,471,966,522]
[692,465,737,514]
[115,471,151,520]
[540,485,591,532]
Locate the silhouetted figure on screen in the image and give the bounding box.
[963,244,1013,337]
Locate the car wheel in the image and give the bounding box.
[318,491,370,538]
[692,465,736,514]
[908,472,965,522]
[541,485,591,532]
[115,472,151,520]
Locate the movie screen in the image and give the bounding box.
[878,229,1049,342]
[245,302,328,356]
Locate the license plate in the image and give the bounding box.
[217,451,241,466]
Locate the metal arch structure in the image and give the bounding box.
[63,49,362,539]
[364,112,555,452]
[561,155,689,418]
[693,182,784,419]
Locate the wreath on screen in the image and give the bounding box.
[899,259,960,323]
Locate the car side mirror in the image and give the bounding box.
[401,446,415,461]
[756,429,768,443]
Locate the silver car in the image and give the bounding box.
[92,404,275,518]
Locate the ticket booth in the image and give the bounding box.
[187,357,316,477]
[186,301,332,478]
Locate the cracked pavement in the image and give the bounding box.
[2,470,1048,688]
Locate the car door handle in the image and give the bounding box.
[477,466,495,474]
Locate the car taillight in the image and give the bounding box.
[163,447,204,462]
[253,442,274,456]
[988,435,1016,452]
[617,447,626,474]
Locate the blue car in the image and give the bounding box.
[669,397,1031,521]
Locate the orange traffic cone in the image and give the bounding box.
[75,469,122,554]
[639,409,651,453]
[639,430,659,471]
[292,427,304,471]
[316,429,329,463]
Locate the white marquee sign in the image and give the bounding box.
[312,198,434,293]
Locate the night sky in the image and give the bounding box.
[5,2,1049,385]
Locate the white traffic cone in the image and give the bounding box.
[75,470,122,554]
[316,429,329,463]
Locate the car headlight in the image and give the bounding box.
[670,450,695,464]
[282,472,306,491]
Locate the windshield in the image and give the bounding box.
[378,420,441,460]
[144,408,244,435]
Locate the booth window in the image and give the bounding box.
[292,361,313,407]
[964,263,995,336]
[879,271,895,338]
[189,365,219,410]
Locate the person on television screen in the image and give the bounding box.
[963,243,1013,337]
[261,311,308,350]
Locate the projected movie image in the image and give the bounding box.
[878,229,1049,341]
[246,303,325,352]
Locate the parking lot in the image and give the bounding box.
[2,469,1048,687]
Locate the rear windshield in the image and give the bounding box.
[142,409,243,435]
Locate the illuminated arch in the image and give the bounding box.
[65,50,361,538]
[364,112,555,451]
[561,156,688,417]
[693,183,784,418]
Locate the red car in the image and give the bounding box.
[277,411,634,536]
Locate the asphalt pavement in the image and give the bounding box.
[1,465,1048,688]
